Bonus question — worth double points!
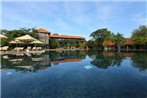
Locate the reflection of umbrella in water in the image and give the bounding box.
[0,34,7,40]
[31,57,43,61]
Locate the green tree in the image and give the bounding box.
[103,32,115,50]
[90,28,113,49]
[79,42,85,48]
[87,40,96,49]
[131,25,147,49]
[114,33,124,52]
[50,39,60,49]
[0,27,39,46]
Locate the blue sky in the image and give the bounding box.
[1,0,147,40]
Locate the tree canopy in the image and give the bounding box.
[0,27,39,46]
[131,25,147,46]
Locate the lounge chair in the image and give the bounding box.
[13,47,19,51]
[0,47,2,51]
[18,47,24,51]
[36,47,42,50]
[1,46,9,51]
[13,47,24,51]
[32,47,37,50]
[25,46,31,50]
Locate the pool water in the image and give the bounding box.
[1,51,147,98]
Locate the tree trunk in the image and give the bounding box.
[117,45,120,52]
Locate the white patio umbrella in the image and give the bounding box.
[15,34,36,41]
[9,40,24,44]
[15,34,36,47]
[30,40,44,44]
[30,40,44,48]
[0,34,7,40]
[9,39,24,47]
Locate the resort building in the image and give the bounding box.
[37,28,50,45]
[37,28,86,48]
[102,38,135,50]
[124,38,134,50]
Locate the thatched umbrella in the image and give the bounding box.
[9,40,24,49]
[15,34,36,47]
[30,40,43,44]
[9,40,24,44]
[30,40,44,49]
[0,34,7,40]
[15,34,36,41]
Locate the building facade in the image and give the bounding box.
[37,28,86,49]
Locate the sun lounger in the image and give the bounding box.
[0,47,2,51]
[0,46,9,51]
[13,47,24,51]
[18,47,24,51]
[36,47,42,50]
[32,47,37,50]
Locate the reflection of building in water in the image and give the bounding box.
[50,58,83,64]
[123,52,134,58]
[49,51,86,64]
[103,52,115,57]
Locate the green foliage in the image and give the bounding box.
[0,27,39,46]
[79,42,85,48]
[87,40,96,49]
[114,33,124,51]
[131,53,147,71]
[90,28,114,48]
[90,28,111,39]
[131,25,147,45]
[50,39,60,49]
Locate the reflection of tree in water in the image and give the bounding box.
[88,51,125,69]
[131,52,147,71]
[112,52,125,66]
[1,56,12,69]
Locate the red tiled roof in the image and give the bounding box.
[37,28,50,34]
[102,41,115,46]
[124,38,134,45]
[50,34,85,40]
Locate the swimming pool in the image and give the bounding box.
[1,50,147,98]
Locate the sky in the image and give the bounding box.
[1,0,147,40]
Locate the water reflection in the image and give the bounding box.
[131,52,147,71]
[1,50,87,72]
[1,50,147,72]
[88,51,125,69]
[1,51,147,98]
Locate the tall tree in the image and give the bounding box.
[90,28,112,49]
[114,33,124,52]
[131,25,147,49]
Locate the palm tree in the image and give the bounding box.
[114,33,124,52]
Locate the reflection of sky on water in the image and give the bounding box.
[1,51,147,98]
